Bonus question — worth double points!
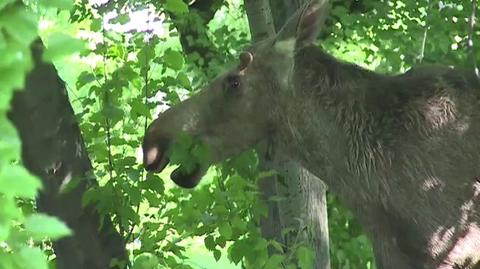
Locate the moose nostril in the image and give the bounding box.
[142,133,171,172]
[145,147,160,165]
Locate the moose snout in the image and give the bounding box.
[142,131,207,189]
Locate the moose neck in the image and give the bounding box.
[275,45,392,202]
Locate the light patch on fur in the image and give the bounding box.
[453,116,470,135]
[181,112,199,132]
[146,147,159,166]
[59,171,72,192]
[437,224,480,269]
[460,200,475,225]
[429,226,456,259]
[274,39,295,55]
[473,180,480,197]
[423,94,457,130]
[422,176,445,191]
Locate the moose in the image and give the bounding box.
[142,0,480,268]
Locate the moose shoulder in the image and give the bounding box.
[142,0,480,268]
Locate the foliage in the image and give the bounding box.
[0,1,74,269]
[2,0,479,268]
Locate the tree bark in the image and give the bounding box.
[245,1,331,268]
[8,40,127,269]
[244,0,275,41]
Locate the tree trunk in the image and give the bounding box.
[8,40,127,269]
[244,1,331,268]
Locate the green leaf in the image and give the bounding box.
[110,14,130,25]
[169,132,195,170]
[130,99,151,118]
[0,0,15,10]
[296,246,315,269]
[119,206,140,224]
[191,143,211,167]
[38,0,74,10]
[228,241,245,265]
[176,73,191,90]
[164,49,184,70]
[138,174,165,192]
[218,222,232,239]
[0,6,38,46]
[0,223,10,241]
[258,169,278,178]
[76,71,96,89]
[81,187,99,207]
[264,254,284,269]
[213,249,221,261]
[0,119,20,162]
[269,240,285,253]
[25,213,72,240]
[143,191,162,207]
[204,235,216,250]
[18,246,48,269]
[216,236,227,248]
[231,215,247,232]
[44,33,86,61]
[254,238,268,252]
[165,0,189,14]
[90,18,102,32]
[133,253,159,269]
[102,105,124,124]
[0,196,21,231]
[0,164,41,198]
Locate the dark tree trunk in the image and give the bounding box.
[8,40,127,269]
[245,1,331,268]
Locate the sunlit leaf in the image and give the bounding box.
[164,49,184,70]
[204,235,216,250]
[0,164,41,198]
[165,0,188,14]
[132,253,159,269]
[0,6,37,46]
[38,0,74,10]
[18,247,49,269]
[44,33,86,61]
[218,223,232,240]
[25,213,72,240]
[296,246,315,269]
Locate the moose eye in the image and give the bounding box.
[226,75,240,89]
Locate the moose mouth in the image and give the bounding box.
[170,163,205,188]
[144,146,207,188]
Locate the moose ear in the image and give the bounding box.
[238,51,253,72]
[274,0,329,55]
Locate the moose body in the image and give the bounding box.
[282,47,480,269]
[143,1,480,268]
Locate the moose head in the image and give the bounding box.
[142,0,328,188]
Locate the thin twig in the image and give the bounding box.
[418,0,432,63]
[101,21,115,182]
